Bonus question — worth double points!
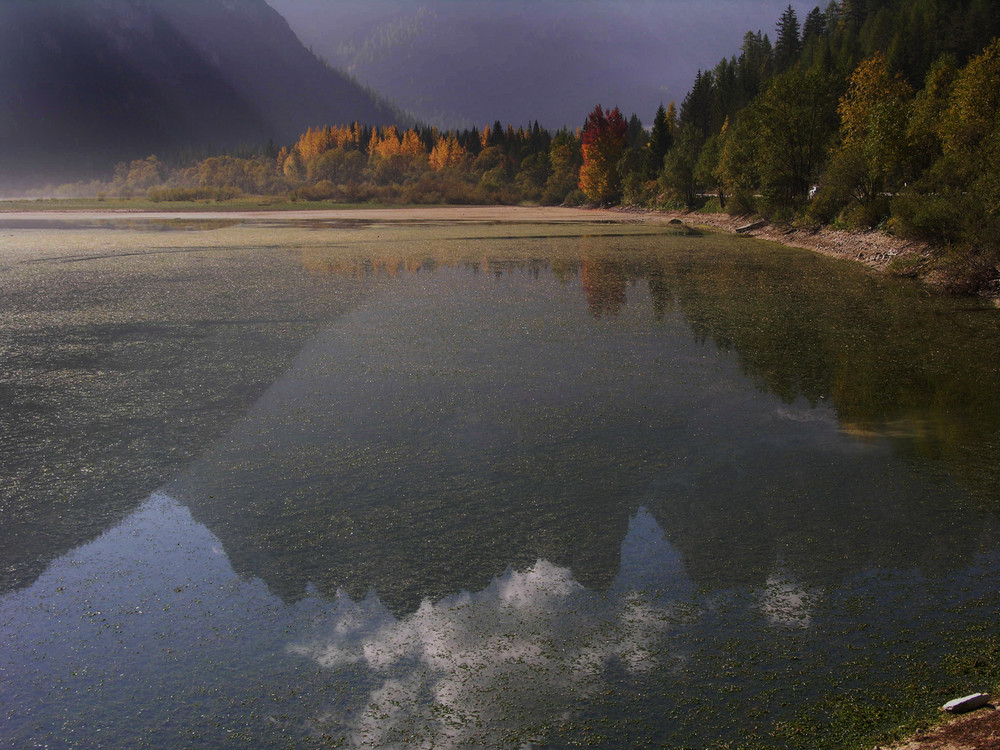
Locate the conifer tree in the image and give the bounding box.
[622,114,643,149]
[681,70,717,136]
[774,5,802,73]
[803,6,827,40]
[646,103,675,178]
[489,120,506,148]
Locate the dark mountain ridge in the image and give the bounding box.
[0,0,400,188]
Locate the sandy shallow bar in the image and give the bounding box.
[0,205,651,224]
[0,203,926,274]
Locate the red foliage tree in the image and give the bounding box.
[579,105,627,204]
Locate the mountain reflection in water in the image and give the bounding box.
[169,256,998,613]
[0,494,696,748]
[4,489,997,749]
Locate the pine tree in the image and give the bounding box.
[626,114,646,149]
[803,6,827,40]
[680,70,717,136]
[774,5,802,72]
[737,32,771,104]
[489,120,506,148]
[646,103,674,178]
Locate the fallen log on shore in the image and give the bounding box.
[736,219,767,233]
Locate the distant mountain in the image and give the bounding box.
[0,0,401,188]
[267,0,809,131]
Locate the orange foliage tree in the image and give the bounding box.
[429,134,467,170]
[579,105,627,204]
[368,127,427,160]
[399,129,426,157]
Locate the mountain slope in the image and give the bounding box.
[0,0,399,188]
[268,0,811,130]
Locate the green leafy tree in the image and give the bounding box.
[721,68,838,214]
[514,151,551,201]
[718,110,761,213]
[617,113,649,204]
[307,148,366,184]
[694,127,726,208]
[660,123,704,207]
[906,54,958,173]
[542,129,583,205]
[938,38,1000,160]
[816,54,913,224]
[892,39,1000,288]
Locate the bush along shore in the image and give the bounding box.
[637,207,995,301]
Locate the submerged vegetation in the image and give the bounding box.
[28,0,1000,294]
[4,217,999,748]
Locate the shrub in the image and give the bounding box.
[890,192,965,244]
[147,186,242,202]
[934,245,1000,295]
[842,195,891,229]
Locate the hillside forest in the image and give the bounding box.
[59,0,1000,293]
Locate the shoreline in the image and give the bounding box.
[3,202,993,302]
[0,202,932,278]
[878,703,999,750]
[620,207,1000,304]
[624,207,930,274]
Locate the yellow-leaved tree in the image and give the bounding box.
[429,134,467,171]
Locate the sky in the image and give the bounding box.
[266,0,818,129]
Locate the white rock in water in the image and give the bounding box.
[940,693,991,713]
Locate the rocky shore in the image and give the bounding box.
[636,208,998,303]
[646,208,929,274]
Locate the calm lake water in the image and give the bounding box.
[2,215,999,749]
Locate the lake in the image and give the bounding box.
[2,210,999,749]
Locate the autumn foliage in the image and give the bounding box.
[428,134,468,171]
[578,105,627,205]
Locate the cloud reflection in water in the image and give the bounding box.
[289,507,698,748]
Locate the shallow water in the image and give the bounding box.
[2,217,999,748]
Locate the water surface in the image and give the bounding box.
[2,216,999,749]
